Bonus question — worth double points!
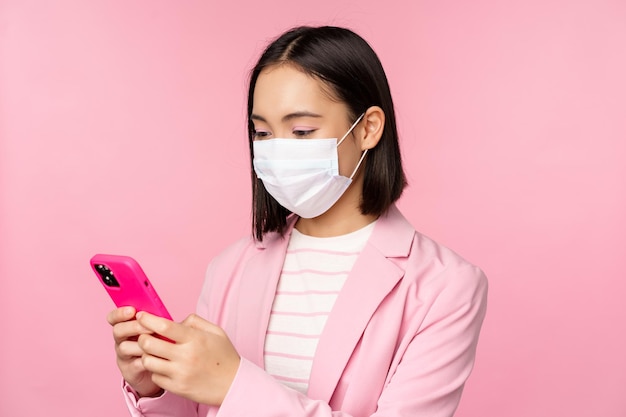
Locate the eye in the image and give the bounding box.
[292,128,317,138]
[253,129,271,140]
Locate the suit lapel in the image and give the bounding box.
[307,244,404,401]
[307,205,415,402]
[233,227,293,368]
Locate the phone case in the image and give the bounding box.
[90,254,172,320]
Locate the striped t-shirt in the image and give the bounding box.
[263,221,376,393]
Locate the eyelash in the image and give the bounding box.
[293,129,316,137]
[253,130,270,139]
[253,129,317,139]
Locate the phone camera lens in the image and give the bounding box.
[95,264,120,287]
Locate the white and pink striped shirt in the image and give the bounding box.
[264,221,376,394]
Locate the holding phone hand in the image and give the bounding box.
[135,312,241,406]
[107,306,163,398]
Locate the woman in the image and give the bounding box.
[108,26,488,417]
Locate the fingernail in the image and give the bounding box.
[125,307,134,316]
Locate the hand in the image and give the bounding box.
[135,312,241,406]
[107,307,164,398]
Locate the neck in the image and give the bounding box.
[294,177,377,237]
[295,212,378,237]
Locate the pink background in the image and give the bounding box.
[1,1,625,416]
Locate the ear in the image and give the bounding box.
[358,106,385,151]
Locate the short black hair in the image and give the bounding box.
[248,26,407,240]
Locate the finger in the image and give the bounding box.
[136,312,190,343]
[150,372,173,394]
[126,356,148,375]
[137,333,177,361]
[116,340,144,361]
[112,319,153,344]
[107,306,136,326]
[141,351,175,377]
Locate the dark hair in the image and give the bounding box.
[248,26,407,240]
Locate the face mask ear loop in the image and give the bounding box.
[337,113,366,147]
[349,149,368,179]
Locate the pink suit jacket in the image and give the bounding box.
[124,205,488,417]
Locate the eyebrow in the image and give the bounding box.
[250,111,323,123]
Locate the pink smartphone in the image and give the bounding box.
[90,254,172,320]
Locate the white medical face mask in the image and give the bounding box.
[253,113,367,218]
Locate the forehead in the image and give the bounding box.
[252,64,342,117]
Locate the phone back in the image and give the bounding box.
[90,254,172,320]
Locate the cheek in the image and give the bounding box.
[337,138,363,177]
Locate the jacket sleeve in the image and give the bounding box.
[121,380,202,417]
[373,264,489,417]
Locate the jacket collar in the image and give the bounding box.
[366,204,415,258]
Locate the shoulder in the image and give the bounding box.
[400,231,489,328]
[197,227,293,322]
[197,232,279,321]
[409,230,488,294]
[209,234,257,268]
[375,206,487,300]
[208,214,297,268]
[204,226,290,287]
[390,226,488,337]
